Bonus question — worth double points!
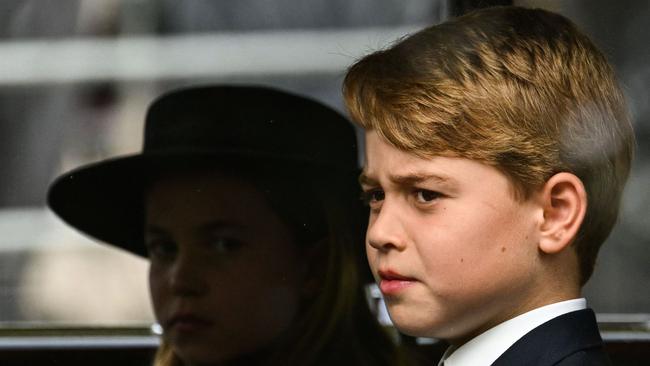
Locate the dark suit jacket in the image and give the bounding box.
[492,309,611,366]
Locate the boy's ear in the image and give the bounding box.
[538,172,587,254]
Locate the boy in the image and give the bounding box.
[343,6,634,366]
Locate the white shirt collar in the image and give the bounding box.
[437,298,587,366]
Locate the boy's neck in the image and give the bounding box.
[449,267,581,347]
[449,291,581,348]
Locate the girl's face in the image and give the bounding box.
[145,171,307,365]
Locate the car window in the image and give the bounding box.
[0,1,647,362]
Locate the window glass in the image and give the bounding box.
[0,0,647,334]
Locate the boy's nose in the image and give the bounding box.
[366,203,407,252]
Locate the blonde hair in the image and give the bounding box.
[343,6,634,285]
[153,342,180,366]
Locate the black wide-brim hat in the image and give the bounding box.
[47,85,360,257]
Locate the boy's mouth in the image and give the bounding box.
[378,269,413,281]
[377,269,416,295]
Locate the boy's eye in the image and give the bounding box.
[415,189,442,203]
[361,189,385,206]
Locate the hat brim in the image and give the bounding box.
[48,150,359,257]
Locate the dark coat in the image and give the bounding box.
[492,309,611,366]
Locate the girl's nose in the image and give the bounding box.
[169,252,208,296]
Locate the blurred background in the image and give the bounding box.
[0,0,647,331]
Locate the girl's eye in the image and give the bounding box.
[145,238,177,260]
[208,237,243,254]
[415,189,442,203]
[360,189,385,206]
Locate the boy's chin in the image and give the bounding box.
[387,308,476,342]
[386,308,445,339]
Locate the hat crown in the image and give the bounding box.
[143,85,358,170]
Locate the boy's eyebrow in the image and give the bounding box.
[359,171,456,187]
[390,172,455,187]
[358,172,377,186]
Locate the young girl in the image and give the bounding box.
[48,85,409,366]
